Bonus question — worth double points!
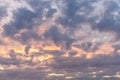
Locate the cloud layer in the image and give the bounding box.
[0,0,120,79]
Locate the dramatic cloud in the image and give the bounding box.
[44,25,74,49]
[91,1,120,35]
[0,0,120,80]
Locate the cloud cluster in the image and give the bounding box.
[0,70,46,80]
[0,0,120,76]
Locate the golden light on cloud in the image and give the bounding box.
[61,41,115,59]
[86,53,93,59]
[0,0,120,79]
[62,51,70,57]
[12,46,25,53]
[37,54,54,62]
[29,46,39,53]
[95,42,114,55]
[0,35,115,61]
[71,46,85,57]
[43,45,61,51]
[71,46,93,59]
[48,73,64,77]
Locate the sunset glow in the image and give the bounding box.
[0,0,120,80]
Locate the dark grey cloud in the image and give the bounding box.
[27,0,57,18]
[3,8,39,36]
[56,14,86,28]
[46,8,57,18]
[0,50,41,67]
[12,8,40,30]
[3,7,43,44]
[92,15,120,40]
[47,56,89,70]
[27,0,51,9]
[57,0,120,39]
[25,45,31,54]
[44,25,63,44]
[80,42,93,52]
[56,0,95,28]
[16,30,41,44]
[64,0,94,19]
[44,25,74,50]
[0,7,6,19]
[0,70,45,80]
[0,56,19,65]
[73,42,99,52]
[3,24,18,37]
[47,53,120,71]
[93,14,118,31]
[64,0,79,18]
[56,4,83,27]
[90,54,120,67]
[91,1,120,37]
[106,1,119,13]
[2,0,58,44]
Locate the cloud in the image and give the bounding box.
[74,41,99,52]
[0,70,46,80]
[25,45,31,54]
[91,0,120,37]
[46,8,57,18]
[90,54,120,67]
[12,8,39,30]
[92,14,119,32]
[105,1,119,13]
[0,1,120,79]
[2,7,43,44]
[47,53,120,71]
[64,0,79,18]
[3,8,41,35]
[56,0,90,28]
[1,0,59,45]
[3,23,18,37]
[44,25,74,49]
[0,7,6,20]
[16,30,41,44]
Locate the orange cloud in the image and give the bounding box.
[95,42,114,55]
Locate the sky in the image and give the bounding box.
[0,0,120,80]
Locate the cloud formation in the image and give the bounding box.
[0,0,120,79]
